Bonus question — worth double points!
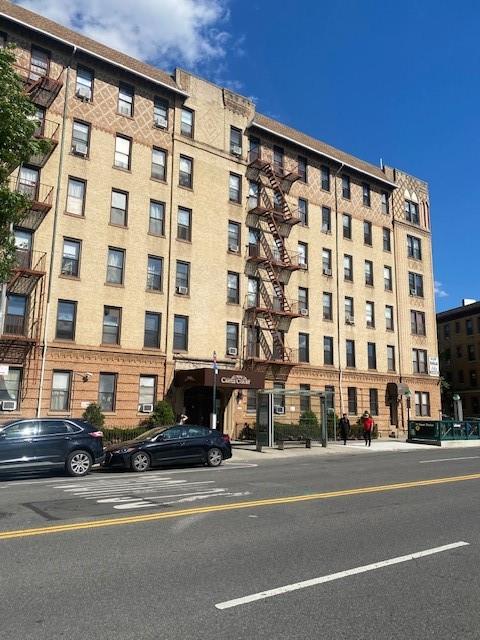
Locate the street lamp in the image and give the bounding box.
[211,351,218,429]
[405,390,411,428]
[452,393,463,421]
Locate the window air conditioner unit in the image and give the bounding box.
[366,320,374,328]
[154,116,168,129]
[299,261,308,270]
[72,142,88,156]
[2,400,17,411]
[322,225,330,234]
[176,286,188,295]
[229,244,239,253]
[231,145,242,156]
[300,308,309,317]
[138,403,154,413]
[227,347,238,356]
[409,288,416,296]
[274,405,285,415]
[323,268,332,276]
[345,315,355,325]
[118,104,131,116]
[76,86,92,101]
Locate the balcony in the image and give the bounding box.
[247,150,300,190]
[247,195,300,226]
[246,243,301,271]
[10,178,54,230]
[244,295,302,318]
[8,249,47,296]
[29,119,60,166]
[0,311,38,364]
[15,64,63,108]
[244,342,298,365]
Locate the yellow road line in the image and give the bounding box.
[1,472,480,541]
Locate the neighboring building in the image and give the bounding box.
[437,300,480,417]
[0,0,441,435]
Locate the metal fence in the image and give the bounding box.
[408,420,480,443]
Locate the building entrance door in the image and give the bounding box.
[183,386,225,430]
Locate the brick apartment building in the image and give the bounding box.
[0,0,441,435]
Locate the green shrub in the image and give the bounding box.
[102,426,150,445]
[145,400,175,427]
[82,403,105,427]
[299,410,318,429]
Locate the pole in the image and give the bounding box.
[211,350,217,429]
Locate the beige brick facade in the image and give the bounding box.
[0,1,441,435]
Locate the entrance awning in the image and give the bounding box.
[174,368,265,390]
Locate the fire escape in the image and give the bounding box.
[244,148,302,370]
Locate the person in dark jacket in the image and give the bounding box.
[338,413,350,445]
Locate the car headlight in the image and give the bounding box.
[116,447,137,454]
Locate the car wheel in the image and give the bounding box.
[206,447,223,467]
[131,451,151,472]
[66,450,92,477]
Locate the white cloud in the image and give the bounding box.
[15,0,231,68]
[434,281,448,298]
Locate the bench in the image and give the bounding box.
[278,438,312,450]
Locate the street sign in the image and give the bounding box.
[0,365,9,376]
[429,357,439,376]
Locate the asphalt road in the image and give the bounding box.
[1,447,480,639]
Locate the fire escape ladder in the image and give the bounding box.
[264,213,291,266]
[258,327,273,361]
[263,164,292,221]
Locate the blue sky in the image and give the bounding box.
[18,0,479,311]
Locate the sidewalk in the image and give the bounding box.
[230,438,480,462]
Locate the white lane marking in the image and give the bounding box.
[419,456,480,464]
[98,489,227,504]
[82,481,216,498]
[215,541,470,610]
[113,490,251,510]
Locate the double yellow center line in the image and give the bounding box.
[1,472,480,541]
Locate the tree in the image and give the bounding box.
[146,400,175,427]
[0,45,50,282]
[82,403,105,427]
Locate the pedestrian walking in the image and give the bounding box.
[362,411,374,447]
[338,413,350,445]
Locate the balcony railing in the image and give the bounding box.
[9,177,54,230]
[13,248,46,272]
[247,243,301,269]
[29,119,60,166]
[8,249,46,296]
[15,64,63,108]
[244,294,301,317]
[245,342,298,364]
[3,314,27,337]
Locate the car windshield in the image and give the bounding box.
[131,427,168,442]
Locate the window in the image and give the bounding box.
[384,266,393,291]
[179,155,193,188]
[319,206,331,233]
[362,183,371,206]
[366,301,375,328]
[180,108,194,137]
[0,32,5,48]
[298,242,308,267]
[381,192,389,215]
[385,305,394,331]
[415,391,430,417]
[177,207,192,241]
[102,306,121,344]
[249,136,261,162]
[345,297,354,323]
[144,312,161,348]
[405,200,419,224]
[300,384,311,413]
[342,175,351,199]
[298,198,308,226]
[412,348,428,374]
[458,370,464,384]
[175,261,190,294]
[322,249,332,275]
[387,345,396,371]
[411,310,426,335]
[321,165,330,191]
[444,323,450,338]
[99,373,117,412]
[114,135,131,169]
[30,46,49,80]
[323,292,333,320]
[368,389,379,416]
[226,322,239,354]
[153,97,169,128]
[346,340,356,367]
[455,321,460,334]
[364,220,372,245]
[347,387,357,415]
[139,376,156,406]
[247,389,257,413]
[456,345,462,358]
[118,83,134,117]
[324,336,334,365]
[299,333,309,362]
[364,260,374,286]
[149,200,165,236]
[298,287,308,313]
[229,173,241,203]
[344,254,353,281]
[343,214,352,239]
[151,148,166,181]
[147,256,163,291]
[247,277,258,307]
[298,155,307,182]
[230,127,242,155]
[383,228,391,251]
[468,344,476,361]
[0,367,22,407]
[273,146,284,172]
[5,294,27,335]
[173,315,188,351]
[71,120,90,155]
[227,272,240,304]
[471,371,478,388]
[228,221,241,252]
[467,318,474,335]
[409,272,424,297]
[76,66,93,100]
[50,371,71,411]
[407,235,422,260]
[273,382,285,412]
[56,300,76,340]
[106,248,125,285]
[66,178,85,216]
[368,342,377,369]
[61,238,80,277]
[110,190,128,226]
